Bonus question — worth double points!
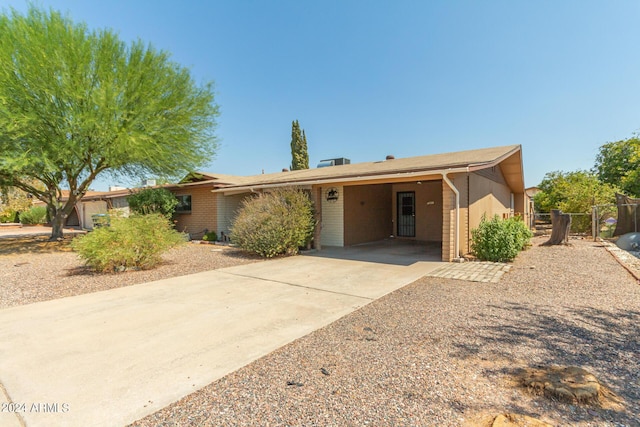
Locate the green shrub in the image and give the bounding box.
[202,231,217,241]
[127,188,179,219]
[91,213,110,228]
[471,215,533,262]
[0,208,19,223]
[71,213,186,272]
[19,206,47,224]
[230,188,314,258]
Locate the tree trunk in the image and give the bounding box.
[48,196,77,241]
[542,209,571,246]
[50,209,66,240]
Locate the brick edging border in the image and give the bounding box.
[599,239,640,282]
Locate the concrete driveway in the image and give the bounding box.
[0,252,442,427]
[0,225,85,239]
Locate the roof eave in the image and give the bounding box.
[213,166,472,195]
[468,145,524,192]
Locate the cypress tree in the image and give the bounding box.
[290,120,310,170]
[300,129,309,169]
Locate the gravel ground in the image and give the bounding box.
[0,238,260,309]
[128,237,640,427]
[2,236,639,426]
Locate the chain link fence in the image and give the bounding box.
[592,203,638,240]
[534,212,592,236]
[535,203,640,240]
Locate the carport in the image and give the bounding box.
[342,180,444,248]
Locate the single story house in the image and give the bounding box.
[525,186,541,229]
[36,188,131,230]
[73,188,131,229]
[168,144,528,262]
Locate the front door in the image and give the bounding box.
[397,191,415,237]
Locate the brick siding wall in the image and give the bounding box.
[173,187,217,237]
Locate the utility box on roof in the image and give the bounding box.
[317,157,351,168]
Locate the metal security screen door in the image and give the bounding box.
[397,191,416,237]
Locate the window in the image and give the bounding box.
[175,195,192,213]
[111,197,128,208]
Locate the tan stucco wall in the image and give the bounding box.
[441,169,524,259]
[391,180,443,242]
[469,172,512,233]
[513,192,530,227]
[173,187,217,236]
[81,201,108,230]
[343,184,392,246]
[217,193,248,241]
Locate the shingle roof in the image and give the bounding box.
[53,189,131,201]
[206,144,522,190]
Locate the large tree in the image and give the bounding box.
[0,7,219,239]
[534,170,618,232]
[290,120,309,170]
[594,135,640,197]
[0,182,40,222]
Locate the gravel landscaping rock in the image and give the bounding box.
[127,236,639,427]
[0,239,260,309]
[2,235,638,426]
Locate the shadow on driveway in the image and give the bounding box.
[307,239,442,266]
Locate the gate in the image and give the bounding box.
[397,192,415,237]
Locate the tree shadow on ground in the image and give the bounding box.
[451,302,640,425]
[0,236,74,255]
[217,248,264,261]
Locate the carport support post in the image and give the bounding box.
[442,172,461,260]
[313,187,322,250]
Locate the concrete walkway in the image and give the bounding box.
[426,261,512,283]
[0,253,442,427]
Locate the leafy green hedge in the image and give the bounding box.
[19,206,47,224]
[127,188,179,219]
[230,188,314,258]
[72,213,186,272]
[202,231,217,242]
[0,208,19,223]
[471,215,532,262]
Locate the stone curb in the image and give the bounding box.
[599,239,640,282]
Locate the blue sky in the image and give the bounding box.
[4,0,640,190]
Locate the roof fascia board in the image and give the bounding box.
[165,180,230,190]
[220,185,313,196]
[467,145,525,192]
[214,167,470,195]
[466,145,522,172]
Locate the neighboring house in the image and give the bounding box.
[76,188,131,229]
[35,188,132,230]
[525,186,540,198]
[525,186,541,229]
[167,144,529,262]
